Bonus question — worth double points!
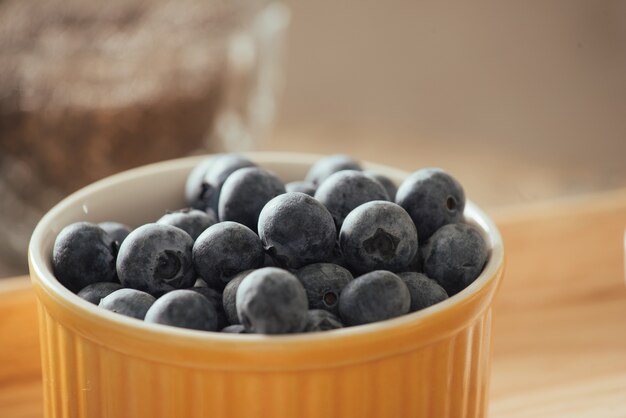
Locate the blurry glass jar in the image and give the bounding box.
[0,0,289,274]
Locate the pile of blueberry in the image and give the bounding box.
[52,154,488,335]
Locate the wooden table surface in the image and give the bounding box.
[1,189,625,418]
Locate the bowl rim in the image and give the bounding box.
[29,151,504,349]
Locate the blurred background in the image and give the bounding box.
[1,0,625,277]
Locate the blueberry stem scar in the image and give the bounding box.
[362,228,400,260]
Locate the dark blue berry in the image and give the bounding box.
[338,270,410,326]
[222,270,253,325]
[396,168,465,241]
[315,171,389,229]
[339,201,417,275]
[193,222,264,290]
[99,289,156,320]
[285,181,316,196]
[398,272,448,311]
[408,246,425,272]
[236,267,308,334]
[145,290,218,331]
[201,154,256,215]
[98,222,132,245]
[305,154,362,186]
[295,263,352,316]
[328,242,348,268]
[194,278,208,288]
[365,171,398,201]
[422,223,488,295]
[157,208,216,240]
[188,286,228,330]
[263,253,279,267]
[116,223,195,297]
[53,222,117,293]
[185,158,215,210]
[77,282,123,305]
[258,193,336,269]
[303,309,343,332]
[218,167,285,232]
[221,324,247,333]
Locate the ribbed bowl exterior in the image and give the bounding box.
[29,153,504,418]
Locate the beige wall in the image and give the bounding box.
[275,1,626,173]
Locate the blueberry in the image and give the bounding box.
[295,263,353,316]
[339,201,418,275]
[157,208,217,240]
[222,270,253,325]
[258,193,336,269]
[305,154,362,186]
[407,246,425,272]
[99,289,156,320]
[338,270,410,326]
[263,253,279,267]
[77,282,123,305]
[285,181,316,196]
[303,309,343,332]
[53,222,117,293]
[422,223,488,296]
[218,167,285,232]
[193,222,264,290]
[221,324,247,334]
[236,267,308,334]
[397,272,448,311]
[145,289,218,331]
[185,157,215,210]
[411,239,437,273]
[194,278,208,288]
[364,171,398,201]
[396,168,465,241]
[116,223,195,296]
[201,154,256,215]
[315,171,389,229]
[188,286,229,330]
[328,242,348,268]
[98,222,132,245]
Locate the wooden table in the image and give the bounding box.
[1,189,625,418]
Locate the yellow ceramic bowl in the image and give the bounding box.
[29,152,504,418]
